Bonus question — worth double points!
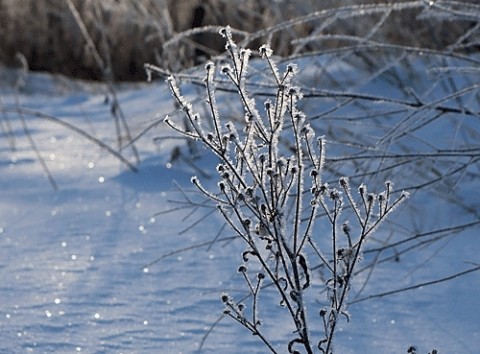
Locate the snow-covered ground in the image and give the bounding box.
[0,51,478,354]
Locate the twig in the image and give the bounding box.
[349,265,480,304]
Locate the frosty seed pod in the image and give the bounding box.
[237,264,247,273]
[255,223,268,237]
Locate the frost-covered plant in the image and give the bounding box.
[160,26,408,353]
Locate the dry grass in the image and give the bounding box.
[0,0,172,80]
[0,0,477,81]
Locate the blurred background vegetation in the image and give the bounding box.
[0,0,477,82]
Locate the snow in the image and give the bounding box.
[0,51,479,354]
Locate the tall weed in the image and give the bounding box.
[158,27,409,353]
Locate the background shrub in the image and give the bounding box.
[0,0,477,81]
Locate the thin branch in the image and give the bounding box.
[349,265,480,304]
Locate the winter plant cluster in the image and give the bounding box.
[159,27,409,353]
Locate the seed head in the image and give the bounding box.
[237,265,247,273]
[358,184,366,196]
[319,184,328,195]
[205,62,214,72]
[221,65,231,75]
[286,63,297,74]
[259,44,273,58]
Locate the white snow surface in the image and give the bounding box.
[0,55,479,354]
